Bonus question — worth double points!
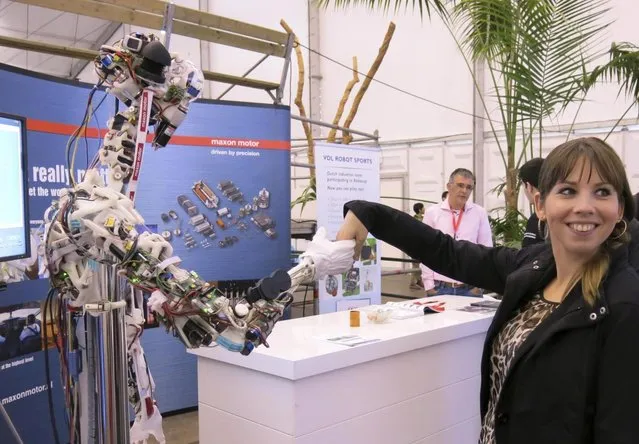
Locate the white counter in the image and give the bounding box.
[189,295,496,444]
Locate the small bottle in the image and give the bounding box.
[350,310,360,327]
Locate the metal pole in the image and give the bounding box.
[291,161,315,169]
[85,265,130,444]
[101,264,129,444]
[84,312,104,444]
[275,33,294,104]
[217,54,270,100]
[0,402,24,444]
[161,1,176,50]
[472,58,486,205]
[291,114,380,141]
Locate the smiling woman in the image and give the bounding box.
[335,136,639,444]
[534,137,634,306]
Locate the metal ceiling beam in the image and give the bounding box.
[13,0,287,57]
[68,21,122,79]
[0,34,280,90]
[0,34,97,59]
[98,0,287,44]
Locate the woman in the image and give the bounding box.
[336,137,639,444]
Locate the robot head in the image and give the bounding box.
[134,40,172,84]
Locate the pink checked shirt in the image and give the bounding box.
[420,200,493,289]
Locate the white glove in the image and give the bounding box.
[300,227,356,279]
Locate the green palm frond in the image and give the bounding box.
[290,177,317,215]
[454,0,611,123]
[586,42,639,101]
[315,0,450,18]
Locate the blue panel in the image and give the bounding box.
[0,63,291,437]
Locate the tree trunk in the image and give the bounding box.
[280,20,315,177]
[341,22,396,144]
[503,144,520,243]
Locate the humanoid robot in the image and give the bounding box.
[41,32,353,443]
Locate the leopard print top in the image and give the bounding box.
[479,293,559,444]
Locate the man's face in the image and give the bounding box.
[446,174,474,209]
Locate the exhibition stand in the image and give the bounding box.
[190,295,496,444]
[0,63,293,442]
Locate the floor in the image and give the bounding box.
[150,272,422,444]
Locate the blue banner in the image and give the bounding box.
[0,63,291,442]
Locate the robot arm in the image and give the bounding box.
[45,168,298,354]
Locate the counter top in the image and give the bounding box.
[188,295,496,380]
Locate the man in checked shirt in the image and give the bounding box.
[421,168,493,296]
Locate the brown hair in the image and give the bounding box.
[537,137,634,305]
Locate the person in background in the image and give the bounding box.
[19,314,40,342]
[410,202,426,289]
[441,190,448,201]
[336,136,639,444]
[519,158,545,247]
[420,168,493,296]
[413,202,425,222]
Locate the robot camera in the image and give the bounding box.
[123,35,146,53]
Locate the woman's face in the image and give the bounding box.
[534,158,623,259]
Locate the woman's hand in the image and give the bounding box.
[336,210,369,259]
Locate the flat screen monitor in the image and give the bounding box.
[0,112,30,262]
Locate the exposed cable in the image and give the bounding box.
[43,288,62,444]
[296,41,485,119]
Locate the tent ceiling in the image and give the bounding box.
[0,1,118,78]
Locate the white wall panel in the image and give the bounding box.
[483,139,505,214]
[380,148,408,175]
[409,146,445,205]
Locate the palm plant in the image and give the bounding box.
[318,0,613,242]
[584,42,639,134]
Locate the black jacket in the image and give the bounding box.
[521,213,544,248]
[344,200,639,444]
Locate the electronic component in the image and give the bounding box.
[201,239,212,249]
[228,191,244,202]
[218,180,234,192]
[251,213,277,239]
[190,214,205,226]
[217,207,230,218]
[122,33,146,53]
[251,214,274,231]
[192,180,219,209]
[218,236,239,248]
[256,188,270,209]
[184,232,197,249]
[177,195,199,217]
